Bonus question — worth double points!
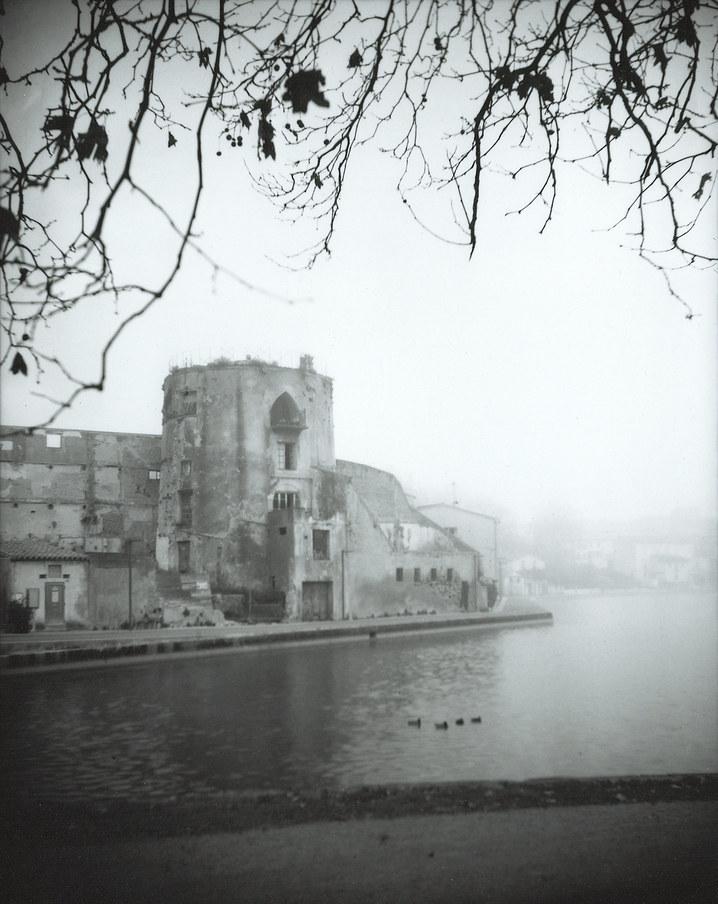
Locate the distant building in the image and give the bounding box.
[415,504,498,580]
[1,357,480,627]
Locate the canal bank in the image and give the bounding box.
[0,604,552,671]
[3,776,716,904]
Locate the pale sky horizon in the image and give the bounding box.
[2,0,717,530]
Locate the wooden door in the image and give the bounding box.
[45,583,66,627]
[301,582,332,621]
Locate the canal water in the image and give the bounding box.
[1,591,716,804]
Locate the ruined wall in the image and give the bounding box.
[342,481,478,617]
[156,358,336,599]
[88,553,157,628]
[0,428,161,554]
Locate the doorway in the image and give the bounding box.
[301,581,333,621]
[45,582,66,628]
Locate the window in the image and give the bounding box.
[179,490,192,526]
[447,527,458,536]
[46,434,62,449]
[447,568,454,582]
[273,491,299,510]
[396,567,404,582]
[313,529,330,560]
[182,390,197,415]
[414,567,421,582]
[181,460,192,477]
[278,527,287,536]
[430,567,437,581]
[148,469,161,481]
[276,442,296,470]
[177,541,190,573]
[47,563,62,578]
[0,439,13,451]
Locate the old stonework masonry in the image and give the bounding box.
[1,356,485,628]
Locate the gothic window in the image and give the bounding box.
[270,392,304,430]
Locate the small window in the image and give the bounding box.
[182,390,197,415]
[47,563,62,578]
[181,460,192,477]
[272,491,299,510]
[447,527,458,536]
[277,442,296,470]
[179,490,192,526]
[47,503,54,510]
[430,567,437,581]
[148,469,161,481]
[0,439,13,451]
[414,567,421,582]
[46,434,62,449]
[278,527,287,536]
[396,567,404,582]
[177,540,190,573]
[313,529,330,560]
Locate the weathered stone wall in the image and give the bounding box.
[157,359,336,599]
[342,481,479,617]
[0,428,161,554]
[88,553,157,628]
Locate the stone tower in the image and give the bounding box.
[155,356,343,617]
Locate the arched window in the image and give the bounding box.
[270,392,305,430]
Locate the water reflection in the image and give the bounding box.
[1,592,715,806]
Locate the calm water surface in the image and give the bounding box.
[1,591,716,804]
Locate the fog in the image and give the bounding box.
[2,0,717,531]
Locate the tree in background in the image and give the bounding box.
[1,0,716,423]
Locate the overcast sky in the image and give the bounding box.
[2,0,716,528]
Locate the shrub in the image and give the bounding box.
[7,601,33,634]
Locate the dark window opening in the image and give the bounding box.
[273,492,299,510]
[430,567,437,581]
[396,567,404,582]
[447,568,454,582]
[414,567,421,582]
[277,442,296,470]
[447,527,458,536]
[47,563,62,578]
[279,527,287,536]
[182,390,197,415]
[179,490,192,526]
[47,503,54,509]
[313,529,330,560]
[181,460,192,477]
[177,541,190,573]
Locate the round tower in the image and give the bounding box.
[155,356,335,597]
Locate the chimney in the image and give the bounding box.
[299,354,315,373]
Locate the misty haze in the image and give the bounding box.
[1,1,716,903]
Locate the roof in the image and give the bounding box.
[417,503,498,522]
[0,539,88,561]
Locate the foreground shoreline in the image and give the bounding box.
[4,772,715,841]
[4,775,716,904]
[0,606,552,672]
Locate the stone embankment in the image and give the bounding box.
[0,606,552,671]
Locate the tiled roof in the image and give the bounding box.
[0,539,88,561]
